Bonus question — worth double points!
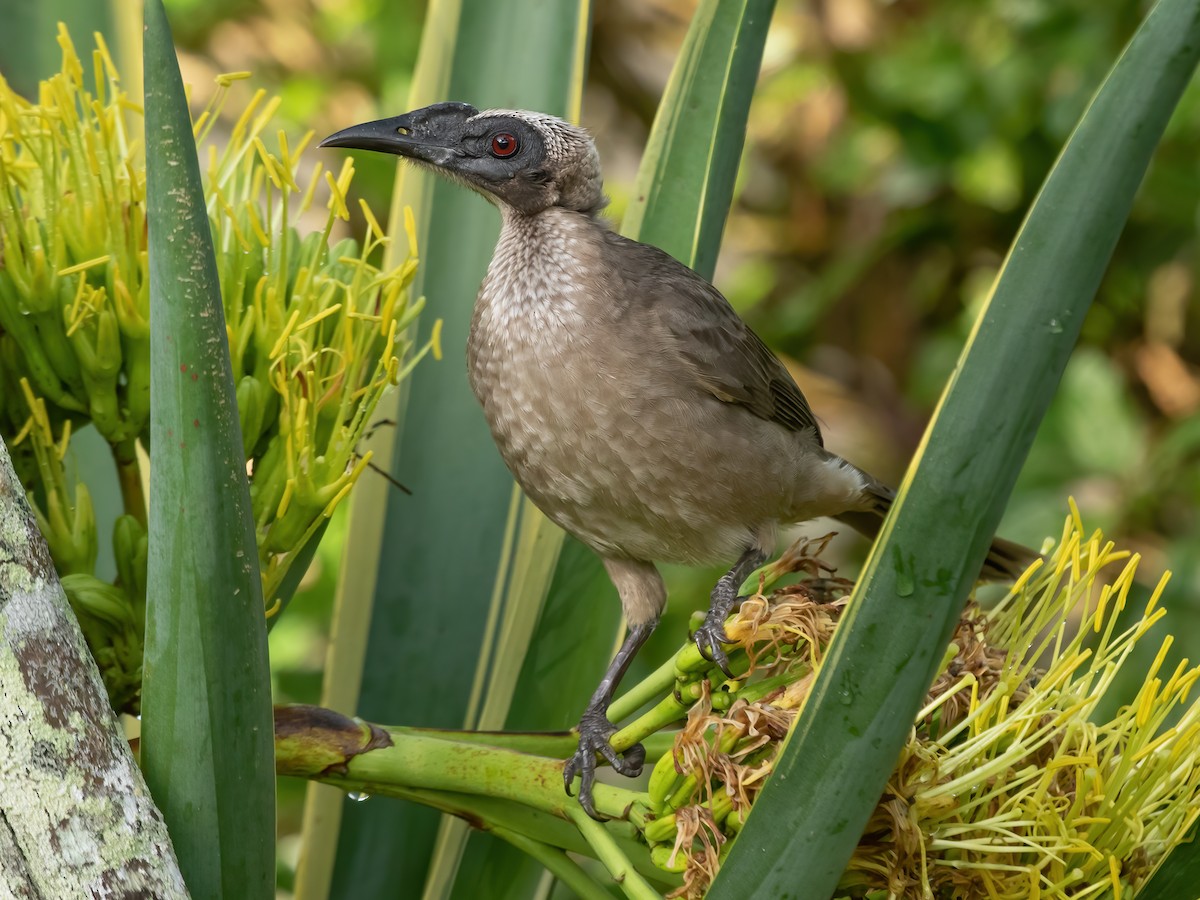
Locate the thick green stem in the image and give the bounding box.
[349,729,645,818]
[610,652,680,722]
[305,780,679,889]
[391,724,678,761]
[489,827,614,900]
[568,806,664,900]
[112,438,146,527]
[613,693,689,753]
[274,706,646,818]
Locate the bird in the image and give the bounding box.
[320,102,1037,819]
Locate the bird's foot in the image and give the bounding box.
[563,705,646,820]
[693,614,737,678]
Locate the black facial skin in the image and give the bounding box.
[320,103,556,214]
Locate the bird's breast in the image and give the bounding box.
[465,261,754,564]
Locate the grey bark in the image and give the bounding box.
[0,437,188,899]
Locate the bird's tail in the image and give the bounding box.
[833,476,1040,584]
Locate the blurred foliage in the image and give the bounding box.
[141,0,1200,890]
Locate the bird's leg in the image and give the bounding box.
[563,621,655,820]
[693,546,768,677]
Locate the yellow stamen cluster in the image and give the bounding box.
[645,507,1200,899]
[0,27,434,708]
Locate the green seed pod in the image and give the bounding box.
[123,335,151,437]
[666,773,700,812]
[650,844,688,874]
[0,277,79,411]
[237,375,270,456]
[113,513,147,601]
[648,746,684,811]
[71,480,98,576]
[643,812,679,845]
[61,573,136,630]
[71,306,124,439]
[724,807,748,836]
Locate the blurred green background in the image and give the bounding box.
[7,0,1198,893]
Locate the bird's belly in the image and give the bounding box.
[469,340,781,564]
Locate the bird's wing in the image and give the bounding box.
[618,237,823,443]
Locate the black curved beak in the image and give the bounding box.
[320,115,420,154]
[319,102,479,167]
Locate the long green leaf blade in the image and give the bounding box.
[708,1,1200,896]
[141,1,275,896]
[623,0,776,279]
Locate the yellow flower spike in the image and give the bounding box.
[289,128,312,159]
[91,51,108,113]
[321,481,355,520]
[404,205,418,258]
[93,32,118,83]
[300,161,323,214]
[228,87,268,147]
[249,94,283,141]
[55,24,83,84]
[430,317,444,361]
[334,154,355,195]
[56,418,73,459]
[324,169,349,221]
[216,71,254,87]
[19,378,51,438]
[57,255,110,278]
[358,198,386,244]
[276,479,295,519]
[1145,569,1172,615]
[377,281,400,336]
[1132,727,1179,764]
[252,136,283,190]
[1172,667,1200,706]
[11,414,34,449]
[268,309,301,360]
[218,197,252,253]
[296,304,343,333]
[245,202,271,249]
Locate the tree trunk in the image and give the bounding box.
[0,436,188,898]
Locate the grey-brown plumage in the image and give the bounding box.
[320,103,1035,819]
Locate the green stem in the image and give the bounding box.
[112,438,146,527]
[490,827,614,900]
[386,726,582,757]
[568,805,664,900]
[388,725,679,762]
[335,729,646,820]
[610,652,680,722]
[309,780,680,889]
[613,693,689,753]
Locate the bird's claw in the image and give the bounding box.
[693,618,736,678]
[564,706,645,820]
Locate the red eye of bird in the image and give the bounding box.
[490,133,518,158]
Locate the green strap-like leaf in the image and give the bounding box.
[141,1,275,896]
[623,0,776,279]
[707,0,1200,896]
